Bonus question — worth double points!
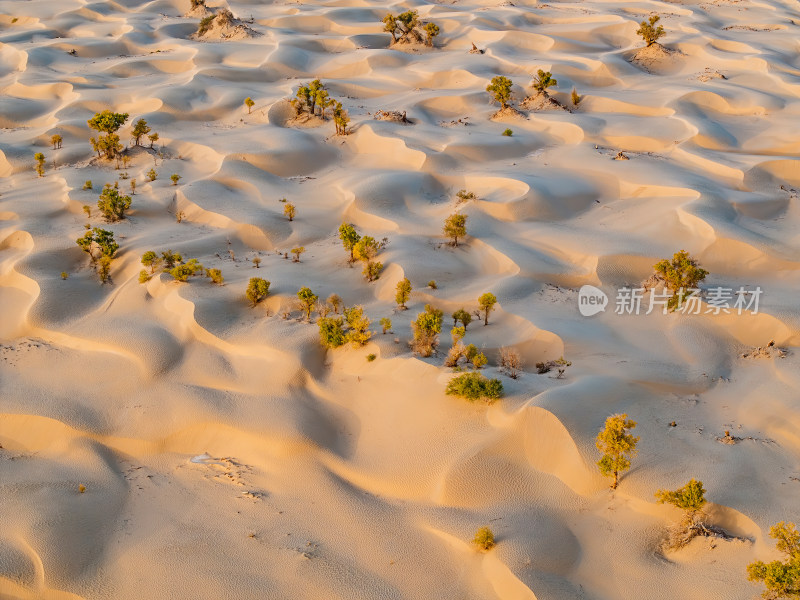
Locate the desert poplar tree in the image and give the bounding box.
[596,414,639,489]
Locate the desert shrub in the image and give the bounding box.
[637,15,665,46]
[198,14,215,35]
[366,353,377,362]
[532,69,557,96]
[131,118,151,146]
[472,352,488,369]
[76,228,118,259]
[319,316,345,348]
[291,246,305,262]
[383,10,436,45]
[502,128,513,137]
[396,277,412,308]
[554,356,572,378]
[656,479,707,515]
[428,280,437,289]
[87,110,129,159]
[206,268,223,284]
[171,174,181,186]
[148,132,159,148]
[473,527,496,550]
[51,134,62,149]
[478,292,497,326]
[354,236,383,282]
[244,97,254,113]
[292,80,331,117]
[252,257,261,269]
[327,293,343,314]
[380,317,392,334]
[97,256,112,283]
[499,347,522,378]
[333,102,350,135]
[138,269,150,283]
[34,153,45,177]
[97,184,131,221]
[451,326,465,345]
[571,88,581,106]
[83,180,93,190]
[246,277,269,306]
[411,304,443,357]
[653,250,709,310]
[170,258,203,282]
[130,179,136,194]
[297,287,318,320]
[141,250,161,273]
[748,522,800,599]
[464,343,478,362]
[191,0,205,7]
[161,249,182,269]
[444,344,464,368]
[338,223,361,263]
[446,372,503,403]
[486,76,513,109]
[452,308,472,330]
[424,22,439,46]
[147,168,157,182]
[344,305,372,347]
[456,189,476,203]
[596,414,639,489]
[284,203,296,221]
[443,213,467,246]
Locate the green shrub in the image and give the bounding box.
[395,277,412,308]
[171,174,181,186]
[366,353,377,362]
[532,69,557,96]
[443,213,467,246]
[138,269,151,283]
[246,277,270,306]
[206,268,223,284]
[428,280,437,289]
[344,305,372,347]
[380,317,392,334]
[655,479,707,515]
[284,203,296,221]
[748,522,800,599]
[87,110,129,159]
[147,168,157,182]
[297,287,318,320]
[411,304,443,356]
[34,152,45,177]
[478,292,497,325]
[473,526,496,550]
[61,271,68,280]
[170,258,203,282]
[446,372,503,403]
[83,180,93,190]
[637,15,665,47]
[244,97,254,113]
[132,118,151,146]
[97,184,132,221]
[338,223,361,263]
[486,76,513,109]
[502,128,513,137]
[653,250,708,310]
[319,316,345,348]
[596,414,638,489]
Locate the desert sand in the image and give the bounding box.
[1,0,799,598]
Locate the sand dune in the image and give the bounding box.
[1,0,799,598]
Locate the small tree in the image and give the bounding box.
[486,76,513,109]
[502,128,513,137]
[297,287,318,320]
[171,258,204,282]
[130,179,136,195]
[655,479,707,517]
[97,184,132,221]
[83,180,93,190]
[206,268,224,285]
[748,522,800,599]
[284,203,296,221]
[596,414,639,489]
[319,316,345,348]
[443,213,467,246]
[472,352,488,369]
[246,277,270,307]
[87,110,129,159]
[653,250,708,310]
[34,153,45,177]
[338,223,361,263]
[97,255,112,283]
[141,250,161,273]
[478,292,497,326]
[333,102,350,135]
[291,247,305,262]
[571,89,582,106]
[380,317,392,334]
[637,15,666,47]
[354,236,382,282]
[252,257,261,268]
[171,174,181,186]
[51,134,62,149]
[452,308,472,330]
[131,118,151,146]
[147,168,157,182]
[473,527,496,551]
[138,269,150,284]
[327,293,343,314]
[532,69,557,96]
[499,347,521,378]
[395,277,412,308]
[344,305,372,346]
[162,250,182,269]
[424,22,439,46]
[411,304,443,357]
[456,189,476,203]
[244,97,255,113]
[446,372,503,403]
[148,132,159,148]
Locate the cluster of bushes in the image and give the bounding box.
[339,223,386,282]
[291,80,350,135]
[138,250,222,285]
[75,228,118,283]
[319,305,372,348]
[87,112,159,160]
[383,10,439,46]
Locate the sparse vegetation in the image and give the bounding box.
[366,353,377,362]
[344,305,372,346]
[197,14,215,36]
[132,118,151,146]
[291,247,305,262]
[748,522,800,599]
[637,15,666,47]
[170,258,204,282]
[446,372,503,403]
[653,250,708,310]
[34,153,45,177]
[428,280,437,289]
[83,180,93,190]
[327,293,343,314]
[51,134,63,149]
[383,10,439,46]
[138,269,150,284]
[244,97,254,113]
[161,250,182,269]
[338,223,361,263]
[473,526,496,550]
[252,257,261,268]
[141,250,162,273]
[656,479,707,515]
[246,277,270,306]
[532,69,557,96]
[147,168,157,182]
[292,80,336,120]
[148,132,159,148]
[452,308,472,330]
[319,316,345,348]
[395,277,412,309]
[206,268,224,284]
[411,304,443,357]
[61,271,68,280]
[571,88,582,107]
[596,414,639,489]
[502,128,513,137]
[171,174,181,186]
[380,317,392,334]
[333,102,350,135]
[284,203,296,221]
[353,235,383,282]
[297,287,318,320]
[97,184,131,221]
[76,228,118,282]
[499,347,521,378]
[87,110,129,159]
[456,189,476,203]
[486,76,513,109]
[443,213,467,246]
[478,292,497,326]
